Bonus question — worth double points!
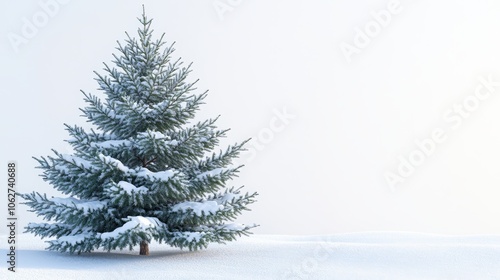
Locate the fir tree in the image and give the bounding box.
[21,9,257,255]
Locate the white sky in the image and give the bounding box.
[3,0,500,235]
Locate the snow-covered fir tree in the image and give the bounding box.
[21,9,257,255]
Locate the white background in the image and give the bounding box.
[2,0,500,236]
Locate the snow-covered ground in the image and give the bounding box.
[1,232,500,280]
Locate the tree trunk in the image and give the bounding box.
[140,240,149,256]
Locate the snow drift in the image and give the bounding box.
[1,232,500,279]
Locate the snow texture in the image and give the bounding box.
[49,197,107,213]
[218,192,242,204]
[196,168,227,180]
[100,216,161,240]
[217,223,247,231]
[140,131,179,146]
[3,232,500,280]
[99,154,176,182]
[91,140,132,148]
[99,154,130,173]
[178,231,203,243]
[107,110,125,121]
[136,167,176,182]
[171,201,224,216]
[114,181,148,194]
[60,154,93,169]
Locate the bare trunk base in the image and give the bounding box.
[140,240,149,256]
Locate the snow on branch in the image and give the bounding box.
[113,181,148,194]
[171,200,224,216]
[49,197,108,214]
[99,154,177,182]
[172,231,205,243]
[98,154,131,173]
[215,223,250,232]
[100,216,161,240]
[137,130,179,146]
[59,154,94,170]
[216,192,243,204]
[196,168,229,180]
[136,167,177,182]
[91,139,132,149]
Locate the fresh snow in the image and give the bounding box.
[139,131,165,139]
[218,192,242,204]
[177,231,203,243]
[98,154,130,173]
[171,201,223,216]
[60,154,93,169]
[98,154,176,182]
[196,168,227,180]
[100,216,161,240]
[166,139,179,146]
[138,131,179,145]
[49,197,107,213]
[107,110,126,121]
[216,223,247,231]
[91,139,132,148]
[2,232,500,279]
[136,167,176,182]
[114,181,148,194]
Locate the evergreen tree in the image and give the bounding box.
[21,9,257,255]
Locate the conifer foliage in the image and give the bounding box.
[21,9,257,255]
